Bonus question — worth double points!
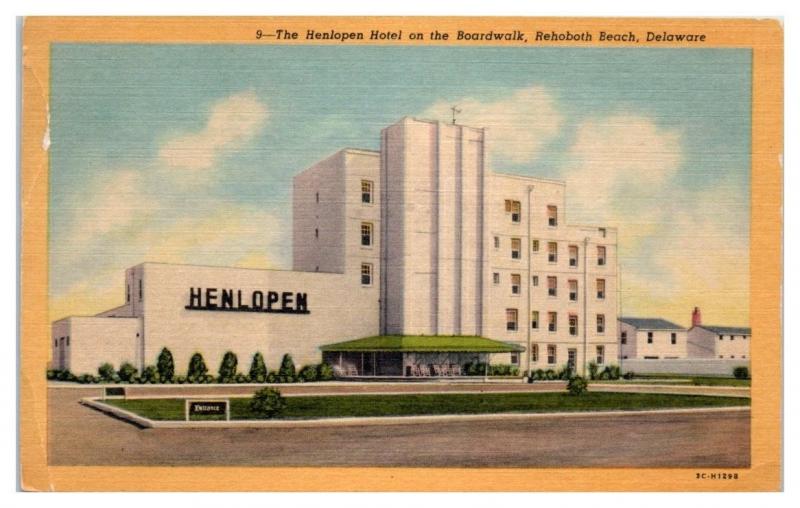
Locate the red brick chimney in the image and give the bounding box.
[692,307,702,327]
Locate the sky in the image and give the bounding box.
[49,44,751,327]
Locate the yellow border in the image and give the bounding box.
[20,16,783,492]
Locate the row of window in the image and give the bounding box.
[504,200,559,227]
[125,279,143,303]
[525,344,606,365]
[719,335,748,341]
[620,331,678,345]
[495,237,607,266]
[506,309,607,335]
[54,336,70,348]
[315,180,375,206]
[495,273,607,300]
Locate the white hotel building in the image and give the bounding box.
[52,117,618,378]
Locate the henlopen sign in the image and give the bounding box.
[185,287,310,314]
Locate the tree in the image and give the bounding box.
[248,352,267,383]
[187,352,208,382]
[317,362,334,381]
[567,376,588,396]
[117,362,138,382]
[157,347,175,382]
[298,364,318,382]
[142,365,160,384]
[249,387,286,418]
[218,351,239,383]
[97,362,115,381]
[278,353,296,380]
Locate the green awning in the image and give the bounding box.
[320,335,525,353]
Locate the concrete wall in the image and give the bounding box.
[140,262,380,375]
[620,358,749,377]
[52,316,141,374]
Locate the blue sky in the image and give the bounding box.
[49,44,751,325]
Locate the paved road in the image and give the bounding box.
[48,386,749,467]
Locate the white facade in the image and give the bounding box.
[687,326,751,360]
[618,318,688,360]
[52,117,618,377]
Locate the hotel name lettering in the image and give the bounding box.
[185,287,310,314]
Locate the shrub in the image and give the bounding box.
[77,374,94,384]
[544,369,557,380]
[218,351,239,383]
[98,363,115,382]
[556,365,573,380]
[117,362,138,383]
[157,348,175,382]
[588,362,599,380]
[142,365,160,384]
[248,352,268,383]
[266,371,278,383]
[733,366,749,380]
[249,387,286,418]
[567,375,588,396]
[317,362,334,381]
[278,354,296,378]
[607,365,622,380]
[235,373,249,383]
[47,369,58,380]
[299,365,318,382]
[187,353,208,382]
[175,375,187,384]
[623,371,635,380]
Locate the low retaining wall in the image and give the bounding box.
[620,358,749,377]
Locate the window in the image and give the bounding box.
[531,311,539,329]
[361,222,373,246]
[547,276,557,297]
[719,335,724,341]
[621,331,627,344]
[494,236,500,249]
[568,279,578,301]
[596,279,605,299]
[506,309,519,331]
[548,242,558,263]
[315,192,319,203]
[548,312,557,332]
[647,332,653,344]
[599,227,607,238]
[511,238,521,260]
[511,274,521,295]
[361,180,373,204]
[361,263,373,286]
[505,199,521,223]
[532,275,539,286]
[532,344,539,362]
[743,335,747,340]
[493,272,500,285]
[547,345,557,364]
[597,246,606,266]
[596,345,605,364]
[66,336,70,346]
[569,245,578,267]
[547,205,558,226]
[138,279,143,301]
[597,314,605,334]
[532,239,539,252]
[671,332,677,345]
[126,283,130,303]
[730,335,735,341]
[315,228,319,238]
[54,339,57,348]
[510,352,520,365]
[569,315,578,336]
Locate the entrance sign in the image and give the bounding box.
[185,399,230,421]
[185,287,310,314]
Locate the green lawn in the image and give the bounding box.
[595,376,751,387]
[105,392,750,421]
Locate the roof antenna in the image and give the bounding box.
[450,105,462,125]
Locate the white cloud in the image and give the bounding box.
[158,90,268,171]
[420,86,563,164]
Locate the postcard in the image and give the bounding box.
[19,16,783,491]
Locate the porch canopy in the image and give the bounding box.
[320,335,524,378]
[320,335,524,353]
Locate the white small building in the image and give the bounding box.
[617,317,687,360]
[687,326,751,360]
